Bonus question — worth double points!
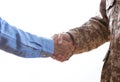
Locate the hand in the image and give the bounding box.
[51,33,75,62]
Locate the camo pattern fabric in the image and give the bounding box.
[68,18,110,54]
[68,0,120,81]
[101,0,120,82]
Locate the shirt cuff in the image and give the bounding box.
[39,37,54,57]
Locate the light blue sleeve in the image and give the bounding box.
[0,17,54,58]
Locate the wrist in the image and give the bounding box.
[66,32,74,46]
[64,32,75,55]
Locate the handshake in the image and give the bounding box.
[51,33,75,62]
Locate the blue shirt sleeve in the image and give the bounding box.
[0,17,54,58]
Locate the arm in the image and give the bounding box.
[0,17,54,58]
[68,16,110,54]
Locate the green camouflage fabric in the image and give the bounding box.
[68,0,120,82]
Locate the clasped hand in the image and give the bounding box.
[51,33,75,62]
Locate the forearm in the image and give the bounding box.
[68,17,110,54]
[0,17,54,58]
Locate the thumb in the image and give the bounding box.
[58,33,63,44]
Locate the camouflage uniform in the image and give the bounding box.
[68,0,120,81]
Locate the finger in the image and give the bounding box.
[52,34,59,40]
[51,54,66,62]
[55,54,70,62]
[58,33,63,44]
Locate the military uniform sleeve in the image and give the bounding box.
[68,16,110,54]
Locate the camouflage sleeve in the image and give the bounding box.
[68,16,110,54]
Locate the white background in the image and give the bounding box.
[0,0,110,82]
